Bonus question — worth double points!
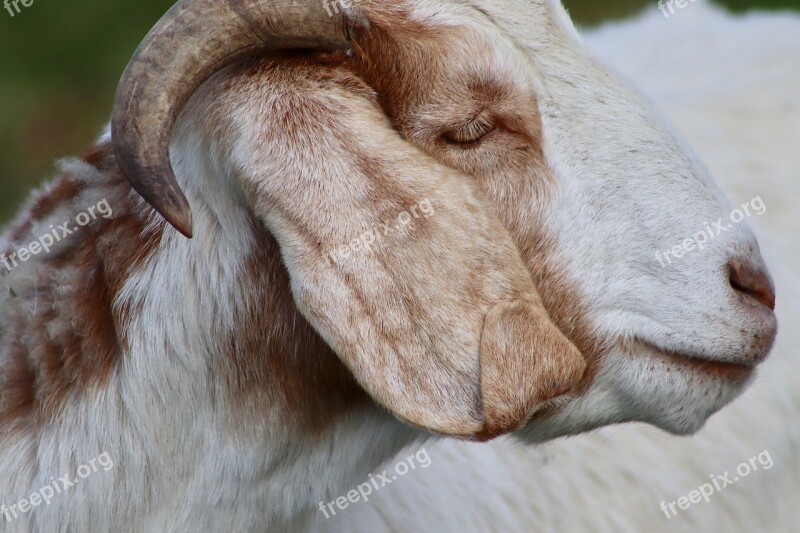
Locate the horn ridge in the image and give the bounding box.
[112,0,352,237]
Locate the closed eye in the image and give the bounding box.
[443,113,496,145]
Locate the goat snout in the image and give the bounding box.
[728,257,776,311]
[722,255,778,364]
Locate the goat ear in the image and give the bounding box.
[234,67,585,440]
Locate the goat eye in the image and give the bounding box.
[443,114,496,145]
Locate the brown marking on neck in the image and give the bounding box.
[0,143,164,432]
[219,219,370,436]
[6,176,83,246]
[3,136,369,437]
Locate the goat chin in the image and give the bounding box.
[323,6,800,532]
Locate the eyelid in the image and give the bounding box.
[444,112,496,145]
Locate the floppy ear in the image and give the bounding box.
[198,61,585,440]
[223,60,585,441]
[108,0,583,440]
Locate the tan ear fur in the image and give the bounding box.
[209,57,584,440]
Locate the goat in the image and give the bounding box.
[0,1,779,531]
[328,5,800,532]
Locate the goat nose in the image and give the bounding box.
[728,257,776,310]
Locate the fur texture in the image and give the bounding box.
[0,1,785,531]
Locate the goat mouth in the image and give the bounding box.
[634,341,756,383]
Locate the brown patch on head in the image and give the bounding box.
[343,6,604,404]
[346,7,548,173]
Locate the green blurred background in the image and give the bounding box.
[1,0,798,225]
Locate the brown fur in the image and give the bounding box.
[219,220,370,435]
[0,150,164,431]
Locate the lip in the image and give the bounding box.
[635,341,756,383]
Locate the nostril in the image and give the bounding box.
[728,258,776,310]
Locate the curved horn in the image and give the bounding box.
[112,0,353,238]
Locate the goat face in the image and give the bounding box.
[365,0,778,438]
[113,0,776,440]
